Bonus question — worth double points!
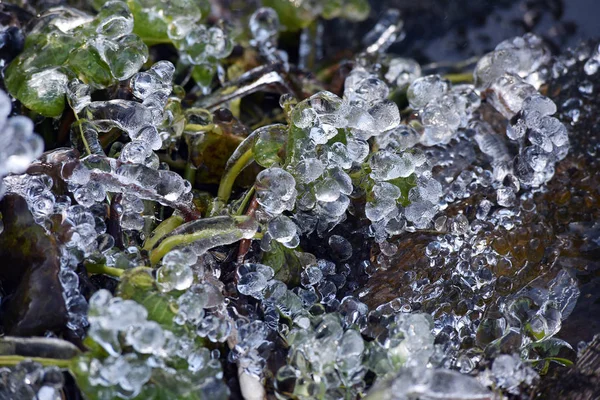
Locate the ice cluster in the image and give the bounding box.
[233,260,443,398]
[62,60,198,229]
[384,57,421,91]
[248,66,414,250]
[91,0,233,90]
[240,64,450,254]
[263,0,370,28]
[0,90,44,199]
[367,367,491,400]
[249,8,287,65]
[2,172,110,337]
[72,62,185,230]
[229,320,273,378]
[64,154,193,229]
[474,34,568,190]
[173,279,234,345]
[408,75,481,145]
[0,361,65,399]
[79,288,229,398]
[583,43,600,76]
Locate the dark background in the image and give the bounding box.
[327,0,600,63]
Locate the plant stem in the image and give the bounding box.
[234,186,256,216]
[184,163,197,185]
[149,217,252,265]
[0,355,72,368]
[149,230,222,265]
[143,215,185,251]
[252,232,264,240]
[73,112,91,156]
[443,72,474,84]
[184,123,215,132]
[140,37,174,46]
[85,262,124,278]
[217,148,254,205]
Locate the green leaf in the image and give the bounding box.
[263,0,370,31]
[261,242,302,286]
[329,0,370,21]
[253,124,288,168]
[5,64,70,118]
[4,2,148,117]
[262,0,315,31]
[148,215,258,264]
[387,174,417,207]
[67,46,114,88]
[93,0,211,44]
[192,64,217,89]
[117,267,178,329]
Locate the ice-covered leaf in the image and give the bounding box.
[261,241,302,286]
[4,2,148,117]
[263,0,370,31]
[252,124,288,168]
[117,267,177,329]
[149,215,258,264]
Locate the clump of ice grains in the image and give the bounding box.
[233,260,451,400]
[0,360,65,399]
[474,33,568,191]
[253,34,568,254]
[252,64,445,252]
[78,288,229,399]
[0,90,43,199]
[64,60,195,232]
[407,75,481,146]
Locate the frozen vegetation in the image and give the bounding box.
[0,0,598,399]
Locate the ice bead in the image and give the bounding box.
[156,249,196,292]
[256,168,297,215]
[125,321,165,354]
[66,79,91,113]
[487,73,537,119]
[294,158,324,184]
[385,57,421,90]
[249,7,280,45]
[0,93,44,179]
[370,150,415,180]
[474,33,550,89]
[268,215,299,247]
[407,75,450,110]
[85,100,153,137]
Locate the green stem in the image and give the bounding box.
[85,262,124,278]
[73,112,91,156]
[443,72,474,84]
[0,355,72,368]
[149,225,245,265]
[140,37,174,46]
[217,148,255,205]
[184,164,197,185]
[184,123,215,132]
[234,186,256,216]
[143,215,185,251]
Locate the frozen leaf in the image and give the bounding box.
[5,2,148,117]
[116,267,177,329]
